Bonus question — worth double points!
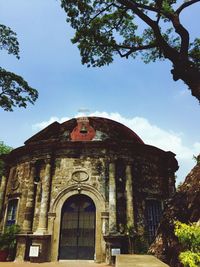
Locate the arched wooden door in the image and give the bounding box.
[59,194,96,260]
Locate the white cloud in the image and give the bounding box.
[32,112,88,131]
[32,116,70,131]
[32,111,200,183]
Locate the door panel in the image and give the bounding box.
[59,194,95,260]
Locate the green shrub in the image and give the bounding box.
[174,221,200,267]
[0,224,20,250]
[179,251,200,267]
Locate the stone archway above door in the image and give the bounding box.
[49,184,106,262]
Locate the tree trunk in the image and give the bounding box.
[171,64,200,102]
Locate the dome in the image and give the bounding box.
[25,117,144,144]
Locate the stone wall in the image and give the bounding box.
[0,138,178,262]
[50,157,107,207]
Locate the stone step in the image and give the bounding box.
[116,254,169,267]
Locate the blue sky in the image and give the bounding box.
[0,0,200,184]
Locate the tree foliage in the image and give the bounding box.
[0,24,38,111]
[0,224,20,250]
[174,221,200,267]
[193,154,200,165]
[61,0,200,101]
[0,141,12,177]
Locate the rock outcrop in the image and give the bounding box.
[149,156,200,267]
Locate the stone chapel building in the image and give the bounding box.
[0,117,178,262]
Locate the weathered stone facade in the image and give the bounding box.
[0,117,178,263]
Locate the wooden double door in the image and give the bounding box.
[59,194,96,260]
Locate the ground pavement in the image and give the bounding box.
[116,255,169,267]
[0,260,108,267]
[0,255,169,267]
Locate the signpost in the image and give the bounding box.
[29,245,40,257]
[111,248,121,256]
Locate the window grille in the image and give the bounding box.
[146,200,162,243]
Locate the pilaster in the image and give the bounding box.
[35,159,51,234]
[0,175,7,215]
[22,162,35,233]
[108,162,117,233]
[125,164,134,227]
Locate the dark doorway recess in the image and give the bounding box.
[59,194,96,260]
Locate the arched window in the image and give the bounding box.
[146,200,162,243]
[6,199,18,226]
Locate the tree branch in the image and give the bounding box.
[134,3,159,13]
[117,0,179,63]
[115,43,157,58]
[176,0,200,15]
[89,3,114,23]
[172,16,189,59]
[118,0,156,28]
[91,40,157,58]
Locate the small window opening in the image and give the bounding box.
[34,161,43,183]
[6,199,18,226]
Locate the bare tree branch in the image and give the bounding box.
[176,0,200,15]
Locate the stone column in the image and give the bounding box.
[32,180,42,231]
[22,163,35,233]
[125,164,134,227]
[35,159,51,234]
[0,175,7,215]
[101,212,109,235]
[108,162,117,233]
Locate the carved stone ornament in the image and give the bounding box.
[72,170,89,182]
[11,170,20,191]
[11,177,20,190]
